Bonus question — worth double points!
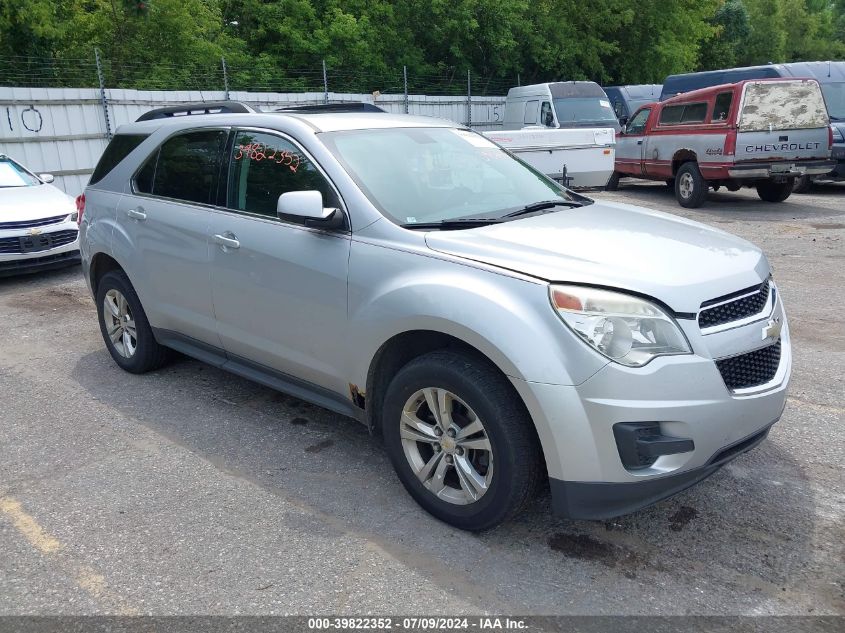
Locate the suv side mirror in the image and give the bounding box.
[277,190,343,229]
[39,173,55,183]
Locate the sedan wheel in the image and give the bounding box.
[103,289,137,358]
[400,387,493,505]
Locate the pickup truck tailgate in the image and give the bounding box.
[735,80,831,163]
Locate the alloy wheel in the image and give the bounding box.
[103,289,137,358]
[399,388,494,505]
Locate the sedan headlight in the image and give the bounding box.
[549,284,691,367]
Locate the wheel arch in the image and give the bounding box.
[363,329,526,435]
[89,251,126,296]
[671,148,698,175]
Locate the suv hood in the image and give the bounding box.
[424,201,770,314]
[0,184,75,223]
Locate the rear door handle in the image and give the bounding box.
[213,233,240,250]
[127,208,147,220]
[637,140,643,145]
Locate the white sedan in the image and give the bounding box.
[0,155,80,276]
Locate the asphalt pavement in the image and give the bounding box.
[0,181,843,616]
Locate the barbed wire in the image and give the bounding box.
[0,55,519,97]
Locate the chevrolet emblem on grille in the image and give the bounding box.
[762,317,782,341]
[28,227,42,236]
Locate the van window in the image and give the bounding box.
[540,102,554,127]
[134,130,228,204]
[226,130,338,218]
[553,98,617,126]
[90,134,149,185]
[524,100,539,124]
[739,81,829,131]
[713,92,733,122]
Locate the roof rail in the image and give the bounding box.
[274,103,386,114]
[136,101,256,122]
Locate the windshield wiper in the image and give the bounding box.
[401,217,505,230]
[503,200,583,219]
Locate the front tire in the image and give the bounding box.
[96,270,170,374]
[675,162,708,208]
[382,350,543,531]
[756,178,794,203]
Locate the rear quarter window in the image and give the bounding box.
[659,103,707,126]
[739,81,829,131]
[89,134,149,185]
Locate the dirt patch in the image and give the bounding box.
[305,439,334,453]
[548,533,648,579]
[15,285,92,313]
[809,223,845,230]
[668,505,699,532]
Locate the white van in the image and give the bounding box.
[502,82,621,133]
[493,82,617,188]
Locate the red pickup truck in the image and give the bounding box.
[609,79,835,207]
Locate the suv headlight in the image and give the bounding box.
[550,284,691,367]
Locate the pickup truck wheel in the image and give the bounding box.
[605,171,620,191]
[382,350,543,531]
[756,179,794,203]
[675,162,708,208]
[96,270,170,374]
[792,175,812,193]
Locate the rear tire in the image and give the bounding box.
[756,179,794,203]
[382,350,543,531]
[675,162,708,208]
[96,270,170,374]
[605,171,620,191]
[792,175,812,193]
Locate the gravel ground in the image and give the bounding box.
[0,181,843,616]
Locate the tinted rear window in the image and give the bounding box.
[135,130,228,204]
[89,134,148,185]
[659,102,707,125]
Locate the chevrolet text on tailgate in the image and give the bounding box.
[611,78,834,206]
[80,102,791,530]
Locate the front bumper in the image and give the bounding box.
[727,159,835,179]
[0,222,81,277]
[511,287,791,520]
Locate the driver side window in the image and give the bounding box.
[227,130,338,218]
[626,108,651,135]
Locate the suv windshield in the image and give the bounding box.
[321,127,580,225]
[0,157,40,188]
[553,97,618,126]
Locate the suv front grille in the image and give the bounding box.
[0,229,78,254]
[699,281,770,330]
[0,214,68,230]
[715,340,781,390]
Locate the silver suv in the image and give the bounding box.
[81,102,791,530]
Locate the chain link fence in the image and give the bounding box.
[0,53,518,98]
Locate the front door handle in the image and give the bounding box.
[127,208,147,220]
[213,233,240,250]
[637,140,643,145]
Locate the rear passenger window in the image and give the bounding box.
[680,102,707,123]
[227,131,339,219]
[659,105,683,125]
[90,134,148,185]
[713,92,733,121]
[135,130,227,204]
[659,103,707,125]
